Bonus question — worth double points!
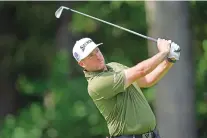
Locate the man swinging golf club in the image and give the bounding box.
[72,37,180,138]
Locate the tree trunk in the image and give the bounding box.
[0,5,19,127]
[55,1,83,78]
[145,2,197,138]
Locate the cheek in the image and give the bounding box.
[86,59,97,66]
[97,52,104,59]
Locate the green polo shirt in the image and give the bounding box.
[84,62,156,136]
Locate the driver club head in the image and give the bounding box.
[55,6,70,18]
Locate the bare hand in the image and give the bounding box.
[157,38,171,54]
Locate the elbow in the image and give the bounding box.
[141,82,155,88]
[142,78,157,88]
[146,82,156,88]
[146,79,158,87]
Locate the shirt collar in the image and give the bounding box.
[84,64,113,80]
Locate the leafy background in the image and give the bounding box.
[0,1,206,138]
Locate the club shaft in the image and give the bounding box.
[69,8,157,42]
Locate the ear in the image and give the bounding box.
[78,61,85,68]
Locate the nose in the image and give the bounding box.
[96,52,102,60]
[95,50,101,56]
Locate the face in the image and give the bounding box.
[79,48,106,71]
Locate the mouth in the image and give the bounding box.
[99,61,103,65]
[100,60,105,64]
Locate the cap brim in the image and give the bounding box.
[96,43,103,46]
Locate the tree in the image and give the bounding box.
[0,4,22,125]
[145,1,197,138]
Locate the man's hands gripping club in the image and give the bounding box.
[157,38,181,63]
[124,38,181,88]
[134,39,181,88]
[168,42,181,62]
[157,38,171,54]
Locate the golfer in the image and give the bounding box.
[72,37,180,138]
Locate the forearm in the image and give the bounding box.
[134,51,168,76]
[138,59,174,87]
[124,51,168,88]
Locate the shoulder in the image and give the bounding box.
[107,62,124,67]
[87,85,98,99]
[87,76,105,99]
[107,62,129,69]
[87,72,110,90]
[87,72,107,98]
[87,70,125,99]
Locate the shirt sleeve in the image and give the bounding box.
[89,70,126,100]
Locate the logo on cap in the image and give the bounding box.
[80,40,92,52]
[74,52,80,61]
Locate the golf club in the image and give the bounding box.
[55,6,181,54]
[55,6,157,42]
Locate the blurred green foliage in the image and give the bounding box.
[0,1,206,138]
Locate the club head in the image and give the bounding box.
[55,6,70,18]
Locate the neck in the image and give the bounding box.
[84,65,108,72]
[103,65,107,71]
[95,65,107,72]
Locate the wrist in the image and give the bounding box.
[159,51,169,58]
[167,58,176,63]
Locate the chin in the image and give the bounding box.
[98,65,105,70]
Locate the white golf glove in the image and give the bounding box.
[167,42,181,63]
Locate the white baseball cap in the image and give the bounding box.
[72,38,103,62]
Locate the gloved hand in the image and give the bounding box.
[167,42,181,63]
